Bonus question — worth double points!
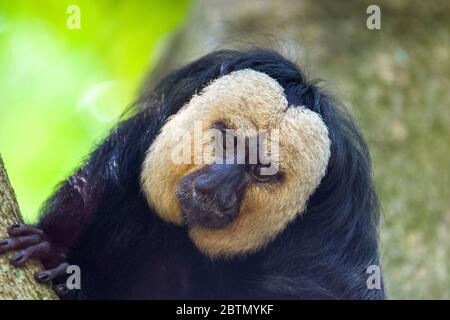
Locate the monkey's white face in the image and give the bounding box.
[141,70,331,258]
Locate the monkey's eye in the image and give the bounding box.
[249,164,277,183]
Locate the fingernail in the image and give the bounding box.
[12,254,23,262]
[37,273,49,281]
[55,284,68,295]
[0,240,8,246]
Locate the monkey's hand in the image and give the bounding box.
[0,223,70,297]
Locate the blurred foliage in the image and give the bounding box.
[0,0,189,222]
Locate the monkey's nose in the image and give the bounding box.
[193,164,243,212]
[193,174,219,194]
[193,163,242,193]
[194,175,237,212]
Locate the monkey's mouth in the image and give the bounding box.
[176,172,241,229]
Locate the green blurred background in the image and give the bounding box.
[0,0,189,221]
[0,0,448,299]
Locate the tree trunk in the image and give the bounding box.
[0,155,57,299]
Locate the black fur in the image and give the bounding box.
[37,49,384,299]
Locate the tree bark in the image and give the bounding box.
[0,155,57,299]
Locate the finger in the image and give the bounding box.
[53,283,70,297]
[0,234,42,254]
[35,262,70,283]
[7,224,44,237]
[10,241,51,267]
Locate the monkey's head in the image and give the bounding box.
[141,66,331,258]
